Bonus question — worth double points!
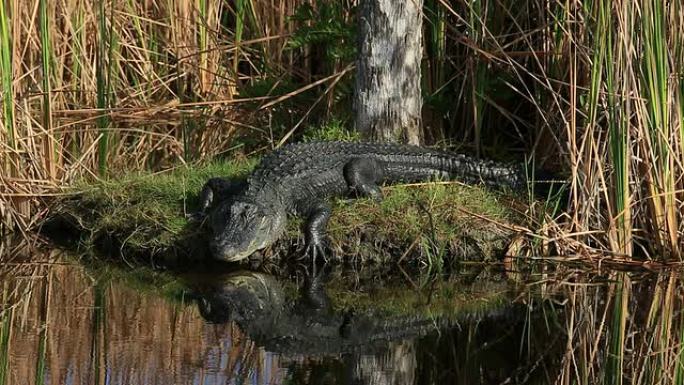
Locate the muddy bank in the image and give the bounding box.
[46,160,527,265]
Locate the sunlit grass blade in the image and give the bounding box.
[0,0,14,153]
[40,0,56,179]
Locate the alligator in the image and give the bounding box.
[192,141,550,262]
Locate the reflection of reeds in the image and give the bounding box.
[0,282,12,385]
[33,267,50,385]
[0,254,283,385]
[605,273,628,385]
[557,272,684,385]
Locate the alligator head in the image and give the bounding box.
[208,199,286,262]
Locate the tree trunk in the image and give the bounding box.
[355,0,423,145]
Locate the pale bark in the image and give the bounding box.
[355,0,423,145]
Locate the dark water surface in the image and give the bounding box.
[2,242,658,385]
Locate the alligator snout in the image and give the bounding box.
[209,240,237,261]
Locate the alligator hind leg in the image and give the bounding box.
[343,158,384,201]
[304,201,332,264]
[187,177,246,221]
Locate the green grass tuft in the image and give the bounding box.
[301,119,360,142]
[61,160,256,254]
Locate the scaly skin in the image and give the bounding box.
[195,141,528,262]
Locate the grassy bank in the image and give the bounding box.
[49,159,519,265]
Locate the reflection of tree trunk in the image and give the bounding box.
[355,340,416,385]
[355,0,423,145]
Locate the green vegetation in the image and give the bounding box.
[328,180,514,264]
[58,159,256,255]
[301,118,360,142]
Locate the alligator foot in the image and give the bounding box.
[305,241,328,266]
[304,201,332,265]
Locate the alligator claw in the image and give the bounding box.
[305,241,329,265]
[186,211,207,222]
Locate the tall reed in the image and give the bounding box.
[0,0,14,153]
[96,0,111,176]
[0,0,302,230]
[39,0,55,180]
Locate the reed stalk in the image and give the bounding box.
[96,0,111,176]
[467,0,486,154]
[233,0,247,79]
[595,0,633,256]
[0,0,14,154]
[197,0,208,94]
[39,0,56,180]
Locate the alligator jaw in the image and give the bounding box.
[209,205,287,262]
[210,243,252,262]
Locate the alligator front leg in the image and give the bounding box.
[187,178,245,221]
[343,158,384,201]
[304,201,332,264]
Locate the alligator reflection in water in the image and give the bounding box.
[187,268,564,384]
[194,270,449,355]
[0,250,563,385]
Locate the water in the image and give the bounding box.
[0,243,672,385]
